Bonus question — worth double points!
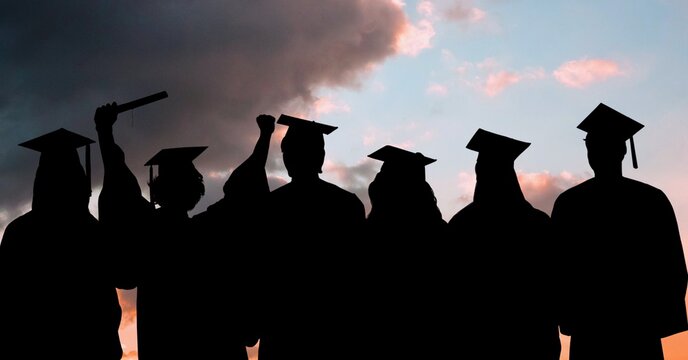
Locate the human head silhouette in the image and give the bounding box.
[467,128,529,180]
[19,128,94,212]
[466,129,530,204]
[367,145,440,221]
[145,146,207,211]
[578,103,644,177]
[277,114,337,179]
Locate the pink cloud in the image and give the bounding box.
[455,171,476,204]
[483,71,521,96]
[417,0,434,17]
[426,83,449,96]
[444,0,487,23]
[553,58,624,88]
[478,64,545,97]
[517,171,587,214]
[456,170,588,215]
[396,19,436,56]
[313,97,351,116]
[477,57,500,70]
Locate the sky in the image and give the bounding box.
[1,0,688,359]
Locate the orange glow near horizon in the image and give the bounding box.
[116,291,688,360]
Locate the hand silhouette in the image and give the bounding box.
[257,114,275,135]
[95,102,118,131]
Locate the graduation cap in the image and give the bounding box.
[277,114,337,134]
[466,128,530,163]
[277,114,337,151]
[368,145,436,181]
[578,103,644,168]
[144,146,207,184]
[19,128,95,189]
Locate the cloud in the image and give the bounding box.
[0,201,30,241]
[313,96,352,116]
[483,71,521,97]
[443,0,487,23]
[267,175,289,191]
[553,58,624,88]
[0,1,408,226]
[323,159,381,213]
[455,170,588,215]
[395,0,440,56]
[417,1,435,17]
[452,58,546,97]
[482,68,545,96]
[517,171,587,215]
[396,19,436,56]
[426,83,449,96]
[455,171,477,204]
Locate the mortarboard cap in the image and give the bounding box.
[19,128,95,152]
[466,128,530,163]
[277,114,338,156]
[145,146,207,184]
[19,128,95,189]
[578,103,644,168]
[368,145,436,181]
[277,114,338,135]
[277,114,337,174]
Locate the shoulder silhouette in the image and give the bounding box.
[366,144,446,235]
[446,128,561,360]
[257,114,365,360]
[551,103,688,360]
[362,144,448,359]
[0,128,126,359]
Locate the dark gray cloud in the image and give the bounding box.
[0,1,407,233]
[323,159,380,214]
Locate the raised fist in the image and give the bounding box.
[256,114,275,134]
[94,102,118,131]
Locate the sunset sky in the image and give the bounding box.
[2,1,687,359]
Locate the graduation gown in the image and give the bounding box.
[362,187,449,359]
[257,177,366,360]
[552,177,688,339]
[0,210,124,360]
[446,200,561,360]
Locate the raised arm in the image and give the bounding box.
[222,114,275,200]
[94,103,152,219]
[94,102,152,289]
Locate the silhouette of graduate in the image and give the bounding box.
[552,103,688,360]
[95,103,209,359]
[447,129,561,360]
[258,114,366,360]
[367,145,446,236]
[191,114,276,359]
[362,145,449,359]
[0,129,130,359]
